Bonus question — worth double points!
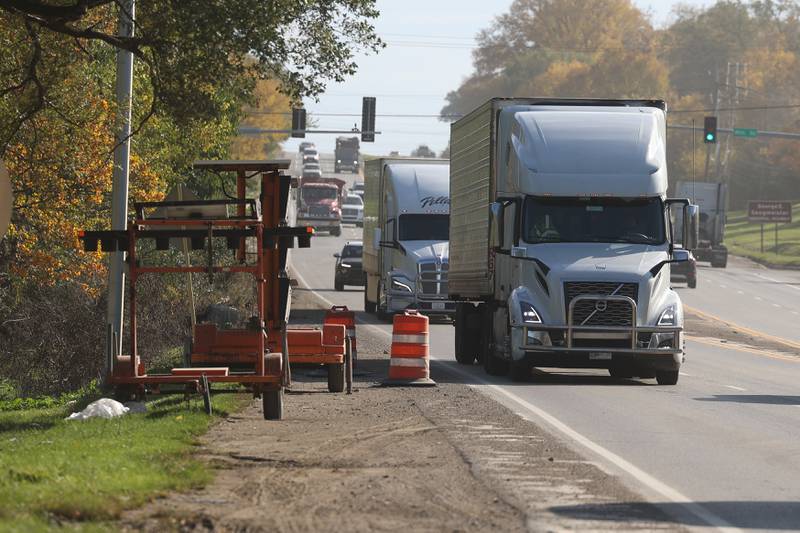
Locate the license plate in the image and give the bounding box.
[589,352,612,360]
[431,302,446,310]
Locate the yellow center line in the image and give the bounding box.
[686,335,799,362]
[685,304,800,351]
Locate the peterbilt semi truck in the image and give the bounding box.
[296,176,345,236]
[363,158,455,319]
[449,98,699,385]
[674,180,728,268]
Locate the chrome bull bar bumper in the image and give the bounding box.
[521,294,682,355]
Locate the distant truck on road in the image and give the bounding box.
[448,98,699,385]
[335,136,360,174]
[674,181,728,268]
[296,176,345,236]
[363,158,454,319]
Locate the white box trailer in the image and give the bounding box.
[363,158,454,318]
[449,98,699,384]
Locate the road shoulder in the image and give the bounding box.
[123,288,679,531]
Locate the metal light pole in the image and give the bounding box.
[106,0,135,376]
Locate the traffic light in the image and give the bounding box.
[703,116,717,143]
[291,108,306,138]
[361,97,376,142]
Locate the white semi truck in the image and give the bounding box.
[363,158,455,319]
[674,180,728,267]
[449,98,699,384]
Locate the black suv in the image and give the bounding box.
[334,241,364,291]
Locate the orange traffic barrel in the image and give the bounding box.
[383,310,436,387]
[325,305,357,366]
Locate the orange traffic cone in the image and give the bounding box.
[383,310,436,387]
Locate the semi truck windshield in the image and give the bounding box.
[523,197,665,245]
[398,214,449,241]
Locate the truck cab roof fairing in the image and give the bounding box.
[501,106,668,197]
[385,163,451,215]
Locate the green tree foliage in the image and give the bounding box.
[442,0,800,207]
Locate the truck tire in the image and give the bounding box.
[454,304,477,365]
[364,277,376,314]
[327,363,345,392]
[656,369,679,385]
[334,278,344,291]
[330,226,341,237]
[262,388,284,420]
[482,318,508,376]
[711,256,727,268]
[688,278,697,289]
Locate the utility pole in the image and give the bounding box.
[106,0,135,377]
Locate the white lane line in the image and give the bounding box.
[679,372,692,377]
[295,267,740,531]
[754,296,763,301]
[724,385,747,392]
[754,272,800,292]
[720,284,727,289]
[793,311,799,316]
[430,357,741,533]
[772,303,781,308]
[736,290,744,295]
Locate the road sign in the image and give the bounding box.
[748,200,793,223]
[734,128,758,138]
[0,160,12,240]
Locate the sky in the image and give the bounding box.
[282,0,716,157]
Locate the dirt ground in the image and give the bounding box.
[123,289,684,532]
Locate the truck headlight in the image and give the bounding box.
[520,302,542,324]
[657,305,676,326]
[337,159,341,163]
[391,277,413,292]
[340,263,351,269]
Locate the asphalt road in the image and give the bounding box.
[286,152,800,530]
[679,256,800,345]
[290,224,800,532]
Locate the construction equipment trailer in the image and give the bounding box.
[81,160,322,419]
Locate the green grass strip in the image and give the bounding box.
[725,203,800,267]
[0,392,249,531]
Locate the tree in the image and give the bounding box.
[0,1,383,146]
[442,0,665,118]
[411,144,436,158]
[230,80,292,160]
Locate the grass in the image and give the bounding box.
[0,389,249,531]
[725,202,800,267]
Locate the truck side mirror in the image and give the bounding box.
[489,202,505,250]
[683,204,700,250]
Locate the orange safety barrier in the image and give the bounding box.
[383,310,436,387]
[324,306,357,366]
[286,324,345,365]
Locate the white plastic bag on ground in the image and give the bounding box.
[66,398,130,420]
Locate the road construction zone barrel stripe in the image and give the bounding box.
[389,357,429,368]
[391,333,429,345]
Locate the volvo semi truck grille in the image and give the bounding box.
[564,282,638,327]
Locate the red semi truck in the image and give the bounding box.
[296,176,346,236]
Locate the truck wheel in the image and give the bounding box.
[656,370,679,385]
[688,278,697,289]
[482,321,508,376]
[330,226,341,237]
[711,257,727,268]
[334,278,344,291]
[262,388,284,420]
[364,279,376,314]
[327,363,345,392]
[454,305,477,365]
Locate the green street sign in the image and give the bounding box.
[734,128,758,138]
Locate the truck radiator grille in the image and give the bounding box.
[309,206,330,216]
[419,262,449,296]
[564,282,638,327]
